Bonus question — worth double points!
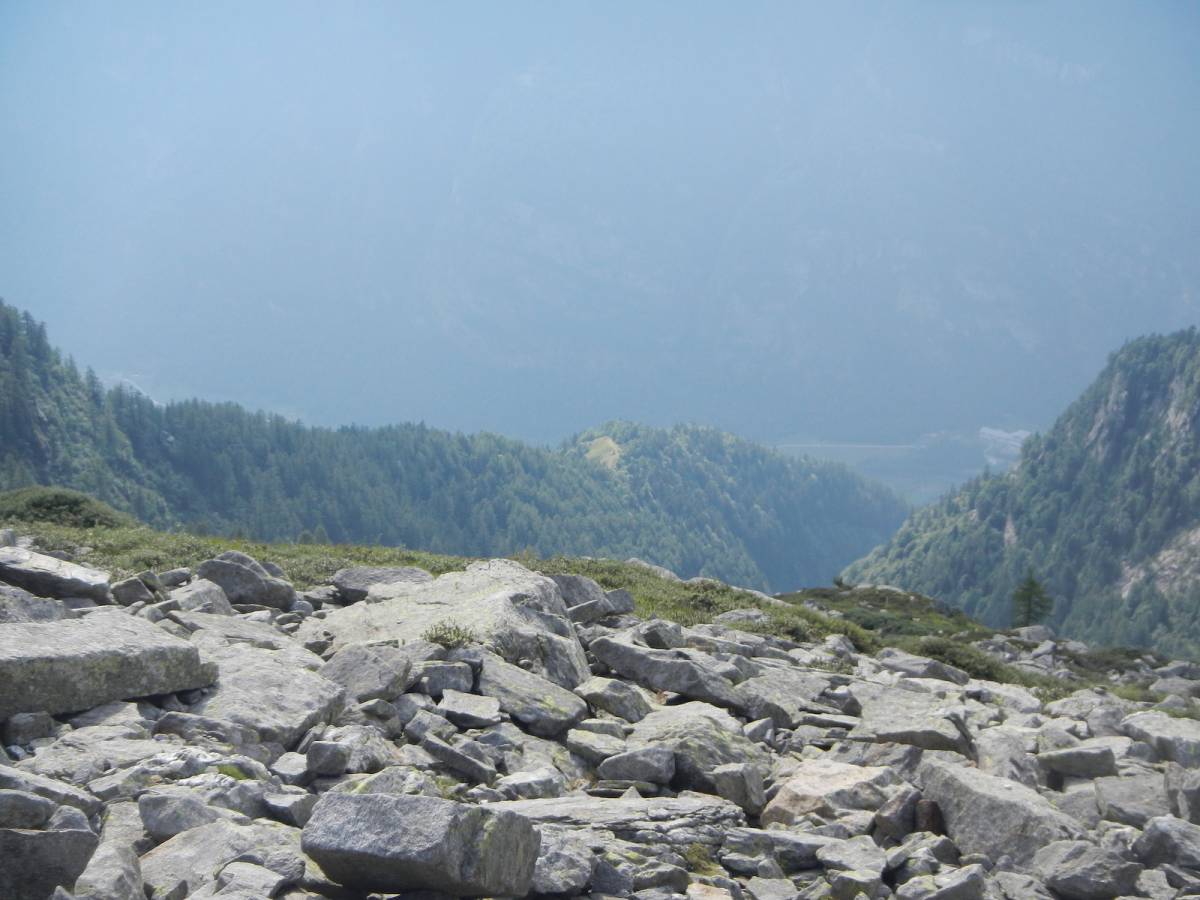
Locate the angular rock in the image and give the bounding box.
[574,675,654,722]
[598,746,676,785]
[1123,711,1200,767]
[564,727,626,765]
[0,818,100,900]
[111,575,156,607]
[710,762,766,816]
[302,792,540,896]
[1133,815,1200,868]
[590,635,739,707]
[762,758,897,826]
[138,790,228,842]
[439,689,503,728]
[319,642,414,703]
[1093,772,1170,827]
[1031,840,1141,899]
[477,652,588,737]
[0,768,102,816]
[734,669,836,728]
[850,684,970,754]
[1166,762,1200,823]
[196,555,294,610]
[139,818,304,900]
[1038,743,1117,778]
[0,611,215,718]
[0,546,110,601]
[188,641,344,747]
[531,825,596,895]
[627,702,768,793]
[0,583,76,624]
[877,647,970,685]
[916,757,1085,868]
[299,559,590,688]
[169,578,233,615]
[332,565,433,603]
[73,841,144,900]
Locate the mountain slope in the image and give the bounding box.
[846,329,1200,657]
[0,302,906,591]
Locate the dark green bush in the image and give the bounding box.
[0,486,133,529]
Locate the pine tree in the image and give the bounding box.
[1011,570,1053,628]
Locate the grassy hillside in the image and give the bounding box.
[847,329,1200,658]
[0,301,906,591]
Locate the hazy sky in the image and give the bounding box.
[2,1,1198,445]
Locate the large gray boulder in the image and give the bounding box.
[0,547,110,602]
[196,553,294,610]
[761,758,898,826]
[169,578,232,615]
[1133,815,1200,868]
[0,805,100,900]
[0,583,76,624]
[319,642,415,703]
[734,669,836,728]
[626,702,768,792]
[188,641,344,747]
[1122,711,1200,767]
[0,611,215,718]
[589,636,739,707]
[332,565,433,603]
[139,818,305,899]
[302,792,540,896]
[916,757,1085,868]
[850,683,971,754]
[1031,840,1141,899]
[477,651,588,737]
[573,675,653,722]
[298,559,590,688]
[877,647,970,685]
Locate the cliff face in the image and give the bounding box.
[847,329,1200,659]
[2,525,1199,899]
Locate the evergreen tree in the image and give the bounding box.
[1011,570,1053,628]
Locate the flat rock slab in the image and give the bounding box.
[0,611,215,718]
[302,792,540,897]
[0,547,110,602]
[491,793,745,848]
[332,566,433,603]
[297,559,589,688]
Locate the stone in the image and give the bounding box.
[319,642,414,702]
[916,757,1085,868]
[1133,815,1200,868]
[598,746,676,784]
[564,726,626,765]
[850,684,970,754]
[196,555,294,610]
[169,578,233,615]
[0,819,100,900]
[111,575,156,607]
[877,647,970,685]
[762,758,897,826]
[298,559,590,688]
[531,825,597,895]
[0,583,76,624]
[188,640,344,748]
[734,669,836,728]
[1038,742,1118,778]
[1166,762,1200,823]
[0,611,215,718]
[307,741,351,777]
[1122,710,1200,767]
[0,767,103,816]
[414,660,474,698]
[975,725,1039,788]
[332,565,433,603]
[1030,840,1141,899]
[301,792,540,896]
[0,546,110,601]
[574,675,654,722]
[138,790,228,843]
[73,841,144,900]
[420,734,497,783]
[626,701,768,793]
[1094,772,1170,827]
[439,689,503,728]
[477,651,588,737]
[139,819,304,900]
[710,762,766,815]
[590,635,739,707]
[0,788,57,828]
[3,710,56,746]
[496,766,568,800]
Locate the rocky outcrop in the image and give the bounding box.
[3,543,1200,900]
[0,547,110,602]
[0,611,215,718]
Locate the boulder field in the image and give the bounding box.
[1,539,1200,899]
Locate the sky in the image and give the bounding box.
[2,1,1199,450]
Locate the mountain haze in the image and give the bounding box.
[0,302,906,591]
[847,330,1200,657]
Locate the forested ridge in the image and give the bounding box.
[846,329,1200,657]
[0,301,906,591]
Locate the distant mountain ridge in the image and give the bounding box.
[846,329,1200,657]
[0,301,906,591]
